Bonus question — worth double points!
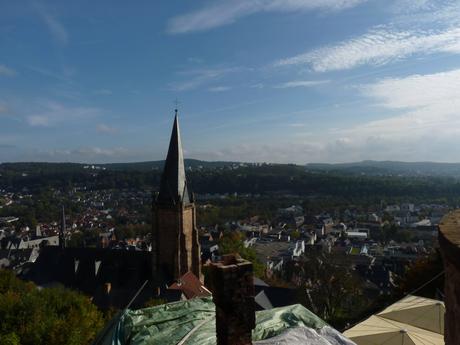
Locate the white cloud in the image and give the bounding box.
[351,69,460,139]
[167,0,367,34]
[274,80,329,88]
[390,0,460,24]
[321,68,460,160]
[96,123,118,134]
[276,27,460,72]
[34,2,68,45]
[25,100,102,127]
[0,64,16,76]
[363,69,460,109]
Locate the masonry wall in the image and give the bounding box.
[155,203,200,281]
[439,211,460,345]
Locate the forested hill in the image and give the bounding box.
[306,160,460,177]
[2,161,460,203]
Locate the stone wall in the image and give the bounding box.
[439,211,460,345]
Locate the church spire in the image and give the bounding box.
[157,111,190,205]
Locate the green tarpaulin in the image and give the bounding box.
[107,297,330,345]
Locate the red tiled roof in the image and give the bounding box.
[168,271,211,299]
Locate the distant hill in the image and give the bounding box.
[3,159,460,178]
[0,159,243,173]
[305,160,460,177]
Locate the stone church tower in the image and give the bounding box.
[152,111,201,282]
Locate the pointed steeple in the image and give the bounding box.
[60,205,66,249]
[157,110,190,205]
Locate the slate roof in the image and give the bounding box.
[157,112,190,206]
[22,246,159,310]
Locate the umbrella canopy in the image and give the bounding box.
[377,295,445,335]
[344,315,444,345]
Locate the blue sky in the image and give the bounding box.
[2,0,460,163]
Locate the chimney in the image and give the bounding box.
[207,254,255,345]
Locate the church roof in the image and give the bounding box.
[157,112,190,205]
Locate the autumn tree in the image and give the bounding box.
[292,252,371,327]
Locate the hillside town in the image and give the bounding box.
[0,177,447,301]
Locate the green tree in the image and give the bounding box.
[218,231,265,277]
[0,269,105,345]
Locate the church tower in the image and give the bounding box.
[153,111,201,282]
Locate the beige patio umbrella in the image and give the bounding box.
[344,314,444,345]
[377,295,445,335]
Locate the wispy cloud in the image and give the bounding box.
[274,80,329,88]
[0,64,16,76]
[34,2,68,45]
[28,66,72,83]
[169,67,242,91]
[25,100,102,127]
[167,0,367,34]
[96,123,118,134]
[208,86,231,92]
[276,26,460,72]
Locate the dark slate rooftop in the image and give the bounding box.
[157,112,190,206]
[22,247,162,310]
